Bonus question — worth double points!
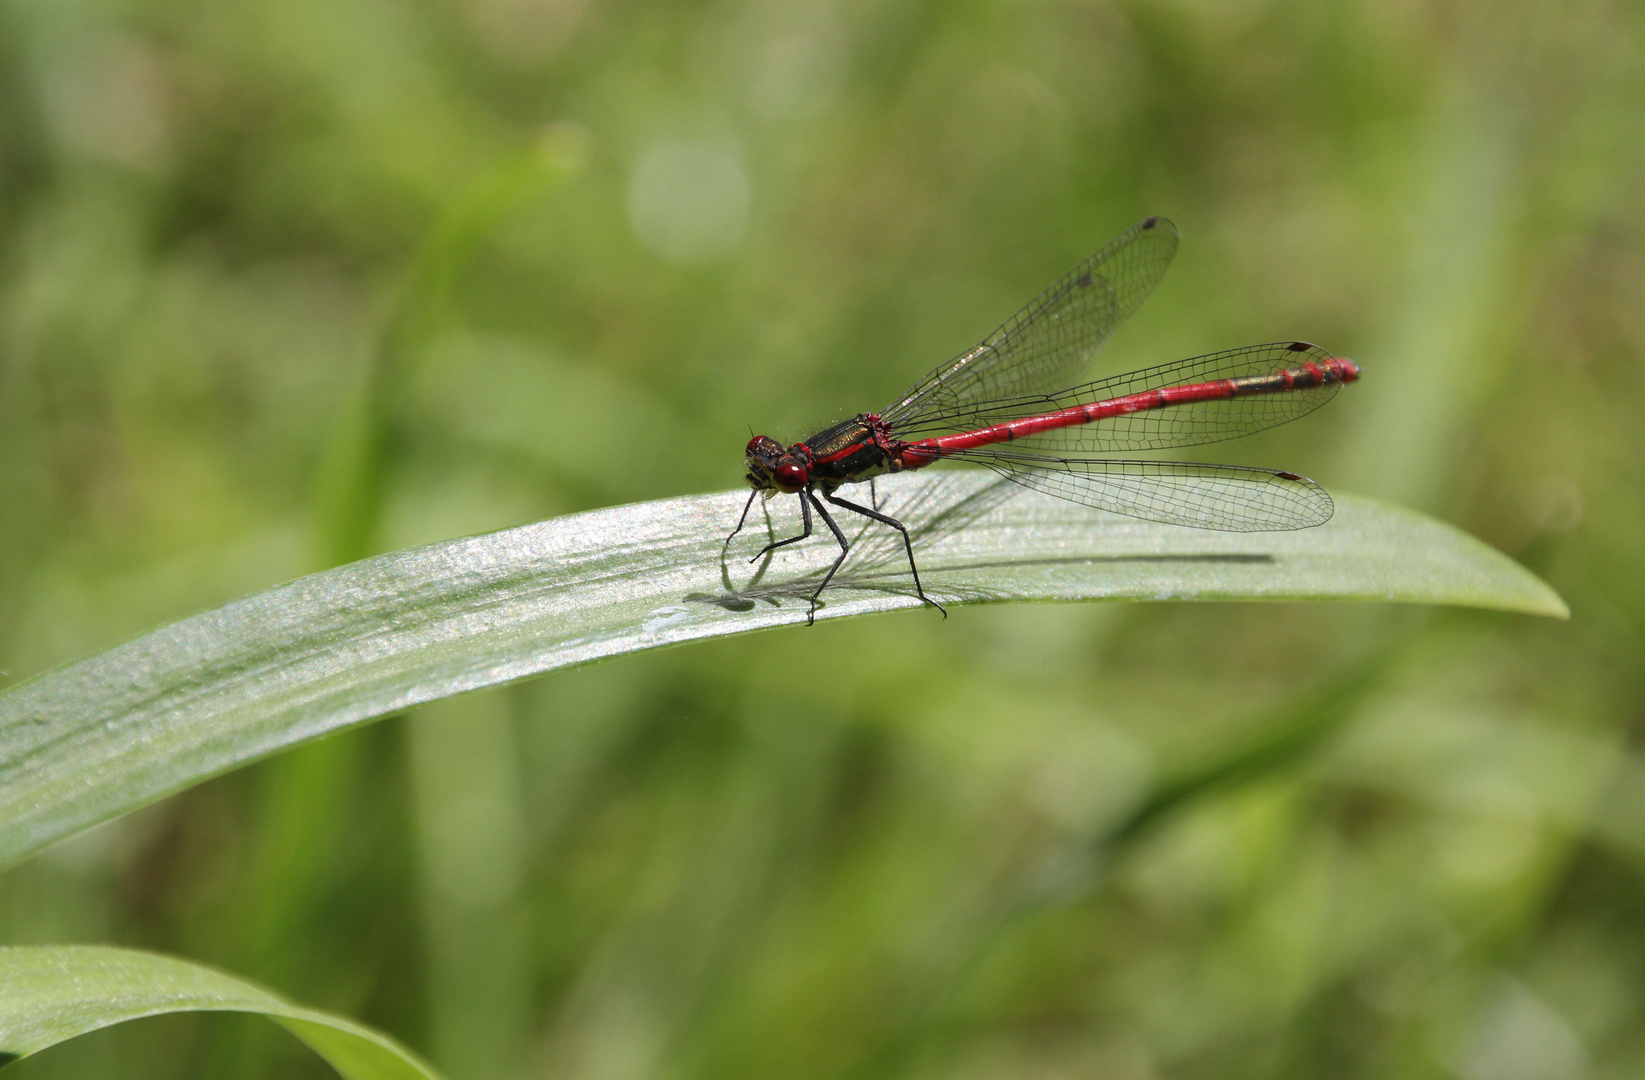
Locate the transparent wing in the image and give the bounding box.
[957,453,1335,531]
[880,217,1180,429]
[891,342,1346,450]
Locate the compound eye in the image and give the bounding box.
[746,436,765,456]
[773,462,808,492]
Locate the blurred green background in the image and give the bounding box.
[1,0,1641,1076]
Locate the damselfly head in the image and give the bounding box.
[744,435,810,493]
[744,435,783,483]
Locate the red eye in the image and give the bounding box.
[746,436,764,456]
[774,462,808,491]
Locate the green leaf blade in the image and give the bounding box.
[0,473,1564,871]
[0,946,441,1079]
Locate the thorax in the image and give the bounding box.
[796,414,896,486]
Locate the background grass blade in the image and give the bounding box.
[0,473,1564,871]
[0,946,441,1078]
[311,128,589,570]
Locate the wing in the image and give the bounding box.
[890,342,1348,451]
[958,453,1335,531]
[880,217,1180,430]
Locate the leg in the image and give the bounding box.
[723,489,760,550]
[804,490,853,625]
[751,492,812,563]
[824,490,946,617]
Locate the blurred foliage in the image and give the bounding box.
[0,0,1639,1076]
[0,945,443,1079]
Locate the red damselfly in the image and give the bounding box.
[727,217,1361,621]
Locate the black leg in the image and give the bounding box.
[750,492,812,563]
[804,490,853,625]
[724,489,760,550]
[824,490,946,617]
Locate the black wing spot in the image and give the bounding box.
[1076,273,1092,288]
[1142,216,1158,229]
[1287,341,1311,352]
[1276,472,1304,481]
